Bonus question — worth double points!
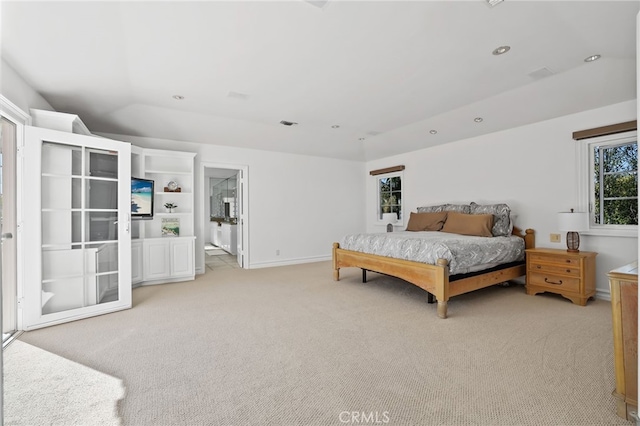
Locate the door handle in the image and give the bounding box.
[1,232,13,241]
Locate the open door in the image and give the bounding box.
[21,126,131,330]
[236,170,244,268]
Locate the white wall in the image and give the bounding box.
[1,59,53,113]
[102,133,367,272]
[366,100,638,297]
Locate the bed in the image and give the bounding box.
[332,203,535,318]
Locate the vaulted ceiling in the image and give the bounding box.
[2,1,638,161]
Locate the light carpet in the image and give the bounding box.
[8,261,633,425]
[4,340,124,425]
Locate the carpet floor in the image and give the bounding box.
[5,261,633,426]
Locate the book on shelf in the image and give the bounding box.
[161,218,180,237]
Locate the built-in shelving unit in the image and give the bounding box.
[131,147,197,286]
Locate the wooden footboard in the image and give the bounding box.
[332,228,534,319]
[333,242,451,318]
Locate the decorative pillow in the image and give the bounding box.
[469,202,512,237]
[441,212,494,237]
[417,204,448,213]
[406,211,448,231]
[417,203,471,214]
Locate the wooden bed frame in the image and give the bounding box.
[332,227,535,318]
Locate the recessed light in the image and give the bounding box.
[584,54,601,63]
[429,130,438,135]
[172,95,185,100]
[331,125,340,129]
[492,46,510,56]
[474,117,483,123]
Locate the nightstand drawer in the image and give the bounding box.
[529,253,580,267]
[529,263,581,277]
[528,272,580,292]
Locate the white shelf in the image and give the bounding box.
[145,169,192,175]
[155,192,191,195]
[130,148,196,283]
[155,212,191,217]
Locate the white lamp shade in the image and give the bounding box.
[557,211,589,232]
[382,213,397,223]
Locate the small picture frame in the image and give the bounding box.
[161,218,180,237]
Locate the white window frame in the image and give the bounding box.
[375,171,404,225]
[577,130,637,237]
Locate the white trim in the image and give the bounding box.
[582,229,638,238]
[595,288,611,301]
[0,96,31,126]
[374,170,405,226]
[578,130,637,236]
[250,255,331,269]
[200,161,249,269]
[0,95,28,332]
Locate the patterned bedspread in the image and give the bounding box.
[339,231,525,275]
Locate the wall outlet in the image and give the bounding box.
[550,233,561,243]
[276,249,280,256]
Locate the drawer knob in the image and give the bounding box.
[544,277,563,285]
[536,265,541,269]
[566,269,571,273]
[566,259,571,263]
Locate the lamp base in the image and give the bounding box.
[566,231,581,253]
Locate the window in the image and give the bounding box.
[376,172,403,221]
[585,132,637,231]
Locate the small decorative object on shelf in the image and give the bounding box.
[164,202,177,213]
[164,180,181,192]
[161,218,180,237]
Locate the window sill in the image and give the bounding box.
[582,229,638,238]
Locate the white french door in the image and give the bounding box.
[1,116,18,339]
[236,170,244,268]
[22,126,131,330]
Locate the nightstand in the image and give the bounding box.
[525,248,597,305]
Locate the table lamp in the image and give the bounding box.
[557,209,589,252]
[382,212,397,232]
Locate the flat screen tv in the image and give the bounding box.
[131,177,154,219]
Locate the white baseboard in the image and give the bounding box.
[250,255,331,269]
[595,288,611,301]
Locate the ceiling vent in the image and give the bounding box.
[528,67,555,80]
[280,120,298,126]
[305,0,330,9]
[485,0,504,7]
[228,91,249,100]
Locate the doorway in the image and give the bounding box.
[201,163,248,271]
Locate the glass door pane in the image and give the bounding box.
[41,143,121,315]
[1,117,17,340]
[23,126,131,330]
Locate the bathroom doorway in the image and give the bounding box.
[202,163,248,270]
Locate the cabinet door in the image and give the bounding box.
[143,239,170,280]
[170,239,194,277]
[131,241,143,284]
[22,126,131,330]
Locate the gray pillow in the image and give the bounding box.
[417,203,471,214]
[469,202,512,237]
